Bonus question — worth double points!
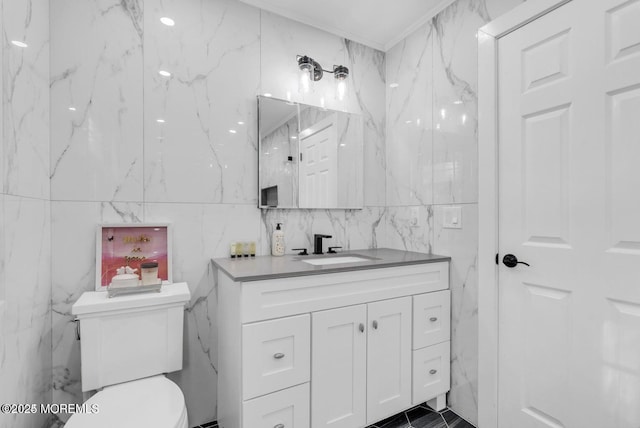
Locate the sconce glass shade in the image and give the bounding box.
[334,65,349,101]
[299,65,312,94]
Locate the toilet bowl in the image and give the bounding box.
[66,376,188,428]
[70,283,191,428]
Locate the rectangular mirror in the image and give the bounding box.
[258,96,364,209]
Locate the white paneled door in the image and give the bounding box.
[299,114,338,208]
[497,0,640,427]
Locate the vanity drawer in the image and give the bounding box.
[412,290,450,349]
[243,314,311,400]
[243,383,310,428]
[412,341,450,405]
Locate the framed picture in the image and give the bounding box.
[96,223,173,291]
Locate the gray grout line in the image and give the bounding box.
[441,412,451,428]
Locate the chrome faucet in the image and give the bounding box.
[313,234,332,255]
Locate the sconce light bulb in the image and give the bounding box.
[337,80,347,101]
[299,68,311,94]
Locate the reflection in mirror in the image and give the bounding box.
[258,96,363,209]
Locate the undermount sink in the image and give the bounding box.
[301,256,370,266]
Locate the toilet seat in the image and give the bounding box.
[65,376,188,428]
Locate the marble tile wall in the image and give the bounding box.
[0,0,52,427]
[49,1,385,426]
[384,0,525,424]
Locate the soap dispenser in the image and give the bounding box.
[272,223,285,256]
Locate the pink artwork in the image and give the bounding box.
[99,225,170,287]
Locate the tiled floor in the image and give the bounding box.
[192,421,218,428]
[192,405,475,428]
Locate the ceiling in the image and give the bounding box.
[237,0,456,51]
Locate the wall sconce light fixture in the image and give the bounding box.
[297,55,349,100]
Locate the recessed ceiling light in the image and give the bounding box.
[237,121,245,125]
[229,129,237,134]
[405,120,412,124]
[263,93,272,97]
[68,107,76,111]
[453,100,463,105]
[11,40,28,48]
[158,70,171,77]
[160,17,175,26]
[156,119,165,123]
[291,136,297,140]
[389,83,399,88]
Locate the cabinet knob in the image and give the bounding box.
[429,369,437,375]
[429,317,438,322]
[359,323,364,333]
[274,424,285,428]
[372,320,378,329]
[273,353,285,359]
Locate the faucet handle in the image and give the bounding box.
[292,248,308,256]
[314,234,332,239]
[327,246,342,254]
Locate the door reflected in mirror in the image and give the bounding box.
[258,96,364,209]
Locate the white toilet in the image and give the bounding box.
[67,282,191,428]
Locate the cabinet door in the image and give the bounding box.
[366,297,412,424]
[311,305,366,428]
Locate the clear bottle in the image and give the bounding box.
[271,223,285,256]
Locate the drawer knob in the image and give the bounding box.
[429,317,438,322]
[274,424,285,428]
[273,353,285,359]
[372,320,378,329]
[359,323,364,333]
[429,369,437,375]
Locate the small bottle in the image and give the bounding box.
[272,223,285,256]
[243,242,250,257]
[230,242,237,258]
[249,241,256,257]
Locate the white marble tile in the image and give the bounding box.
[345,207,387,250]
[2,197,51,335]
[385,23,434,207]
[0,194,4,320]
[344,41,386,207]
[0,196,51,428]
[144,203,259,426]
[51,201,143,419]
[2,0,49,200]
[433,203,478,425]
[0,317,52,428]
[143,0,260,204]
[50,0,143,201]
[432,0,525,205]
[385,205,433,253]
[260,209,347,255]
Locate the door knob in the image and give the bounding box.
[502,254,530,268]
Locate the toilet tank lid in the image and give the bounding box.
[72,282,190,316]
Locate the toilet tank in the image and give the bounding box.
[72,282,191,392]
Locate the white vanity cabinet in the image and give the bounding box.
[217,259,450,428]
